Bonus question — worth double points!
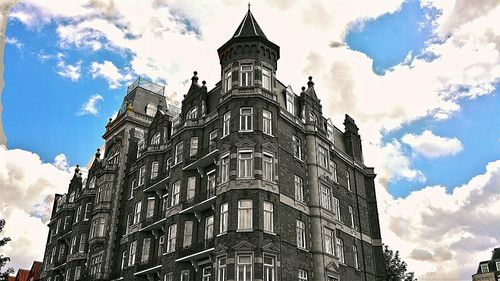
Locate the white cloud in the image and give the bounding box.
[56,59,81,81]
[5,36,22,49]
[402,130,463,158]
[90,61,132,89]
[53,153,69,171]
[78,94,103,116]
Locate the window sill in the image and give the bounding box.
[236,229,253,233]
[263,132,274,138]
[297,247,309,252]
[238,130,254,133]
[216,232,227,237]
[263,231,276,236]
[294,156,304,163]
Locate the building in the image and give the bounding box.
[472,248,500,281]
[39,7,385,281]
[8,261,42,281]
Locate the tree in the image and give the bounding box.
[0,219,13,281]
[384,244,417,281]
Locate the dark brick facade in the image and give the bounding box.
[40,8,385,281]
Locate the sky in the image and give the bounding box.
[1,0,500,280]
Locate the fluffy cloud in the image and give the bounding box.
[56,59,82,81]
[0,146,72,270]
[90,61,133,89]
[78,94,103,116]
[402,130,463,158]
[5,36,22,49]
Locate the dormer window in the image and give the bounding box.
[145,104,156,116]
[240,64,253,87]
[286,90,294,114]
[187,107,198,120]
[224,70,232,92]
[481,263,489,273]
[108,148,120,164]
[150,132,160,145]
[262,66,272,91]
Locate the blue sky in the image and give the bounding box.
[2,0,500,279]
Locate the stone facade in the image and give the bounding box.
[39,8,385,281]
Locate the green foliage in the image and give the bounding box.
[0,219,13,281]
[384,244,417,281]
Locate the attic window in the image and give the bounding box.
[186,107,198,120]
[151,132,160,145]
[145,104,156,116]
[481,264,489,273]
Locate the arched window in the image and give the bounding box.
[150,132,160,145]
[108,148,121,164]
[145,104,156,116]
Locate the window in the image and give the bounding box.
[141,238,151,263]
[209,130,218,152]
[183,221,193,247]
[263,255,275,281]
[58,244,66,261]
[134,201,142,224]
[128,240,137,266]
[205,216,214,239]
[240,64,253,87]
[262,67,272,91]
[321,185,332,210]
[238,200,253,230]
[263,109,272,135]
[190,137,198,156]
[353,245,359,269]
[79,234,86,252]
[138,165,146,186]
[336,238,345,263]
[187,177,196,201]
[496,261,500,271]
[91,217,106,237]
[297,220,306,249]
[70,236,77,254]
[151,161,159,179]
[218,256,227,281]
[239,107,253,131]
[263,201,273,233]
[164,273,172,281]
[236,254,252,281]
[327,122,335,143]
[286,91,294,114]
[147,198,155,218]
[88,176,96,189]
[181,270,189,281]
[187,107,198,120]
[158,235,165,257]
[75,205,82,223]
[65,268,71,281]
[121,251,127,270]
[220,203,228,234]
[481,264,489,273]
[309,112,317,125]
[207,171,216,197]
[324,228,335,255]
[162,196,168,212]
[346,170,352,191]
[203,267,211,281]
[145,104,156,116]
[224,70,232,92]
[126,214,132,235]
[166,158,171,177]
[349,206,355,228]
[50,247,56,264]
[137,140,145,158]
[74,266,81,280]
[171,181,180,206]
[68,191,75,203]
[167,224,177,253]
[222,112,231,137]
[90,254,102,277]
[238,151,253,178]
[262,153,273,181]
[331,161,338,182]
[333,197,341,221]
[151,132,160,145]
[318,146,328,168]
[174,142,183,165]
[328,276,339,281]
[294,175,305,203]
[221,154,230,182]
[293,136,302,160]
[298,269,308,281]
[56,219,60,234]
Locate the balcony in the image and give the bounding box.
[134,256,162,276]
[144,176,168,194]
[81,188,96,197]
[175,239,214,263]
[179,188,216,221]
[139,212,166,234]
[182,149,219,171]
[93,201,112,213]
[67,252,87,262]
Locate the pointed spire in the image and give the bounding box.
[233,6,267,39]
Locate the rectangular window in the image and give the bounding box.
[262,67,272,91]
[333,197,341,221]
[207,171,216,197]
[187,177,196,201]
[218,256,227,281]
[158,235,165,257]
[64,215,70,229]
[238,151,253,178]
[222,112,231,137]
[146,198,155,218]
[121,251,126,270]
[238,200,253,231]
[293,136,302,160]
[141,238,151,263]
[128,240,137,266]
[190,137,198,157]
[205,216,214,239]
[294,175,305,203]
[138,165,146,186]
[353,245,360,269]
[331,161,338,182]
[162,196,168,212]
[74,266,81,280]
[496,261,500,271]
[240,64,253,87]
[321,185,332,210]
[202,267,211,281]
[236,254,252,281]
[349,206,355,228]
[56,219,60,234]
[137,140,145,158]
[318,146,328,168]
[79,234,86,252]
[126,214,132,234]
[346,170,352,191]
[224,70,232,92]
[481,264,489,273]
[171,181,180,206]
[336,238,345,263]
[263,109,272,135]
[296,220,306,249]
[181,270,189,281]
[51,247,56,264]
[167,224,177,253]
[129,179,136,200]
[221,154,230,182]
[134,201,142,224]
[263,254,275,281]
[262,153,274,181]
[151,161,159,179]
[183,221,193,247]
[75,205,81,223]
[166,158,171,177]
[209,130,218,152]
[298,269,308,281]
[65,268,71,281]
[286,91,294,114]
[164,273,172,281]
[220,203,228,234]
[175,142,183,165]
[187,107,198,120]
[70,236,77,254]
[263,201,273,233]
[324,228,335,255]
[239,107,253,131]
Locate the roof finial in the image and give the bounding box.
[248,2,251,11]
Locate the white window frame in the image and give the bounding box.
[240,64,253,87]
[220,153,230,183]
[236,253,253,281]
[207,170,216,197]
[239,107,253,132]
[222,112,231,138]
[74,266,81,280]
[209,130,218,151]
[262,66,272,91]
[324,227,335,255]
[238,150,253,179]
[79,233,86,252]
[224,70,232,92]
[346,170,352,191]
[121,251,127,270]
[353,244,360,269]
[262,152,274,182]
[171,181,180,206]
[202,267,211,281]
[88,176,96,189]
[298,269,308,281]
[146,197,155,218]
[141,238,151,263]
[181,270,189,281]
[205,215,214,240]
[336,238,345,263]
[187,176,196,201]
[296,220,306,249]
[174,142,183,165]
[164,273,172,281]
[321,185,332,211]
[294,175,304,203]
[74,205,81,224]
[481,264,489,273]
[187,107,198,120]
[128,240,137,266]
[238,200,253,231]
[349,205,355,229]
[318,145,328,168]
[263,201,273,233]
[286,91,294,114]
[183,221,193,247]
[263,109,272,135]
[84,203,91,220]
[190,137,198,157]
[220,202,228,234]
[331,161,338,183]
[293,136,302,160]
[218,255,227,281]
[333,197,341,221]
[151,161,159,179]
[263,254,275,281]
[151,132,160,145]
[138,165,146,186]
[167,224,177,253]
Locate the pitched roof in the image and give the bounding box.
[232,8,267,39]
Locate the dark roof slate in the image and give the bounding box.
[232,9,267,39]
